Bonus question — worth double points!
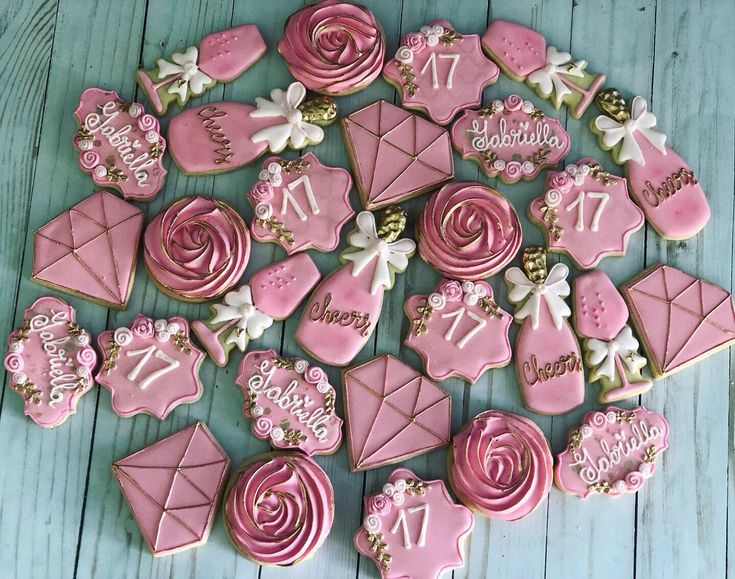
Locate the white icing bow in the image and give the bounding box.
[527,46,586,106]
[250,82,324,152]
[504,263,570,330]
[594,96,667,165]
[586,325,647,381]
[344,211,416,295]
[210,286,273,351]
[156,46,213,100]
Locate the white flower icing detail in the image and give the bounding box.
[316,381,330,394]
[156,46,213,101]
[209,285,274,352]
[427,292,446,310]
[395,46,414,64]
[251,405,264,417]
[12,372,27,385]
[270,426,285,441]
[294,359,309,373]
[255,202,273,220]
[504,262,571,330]
[113,327,133,346]
[145,130,159,143]
[154,319,168,333]
[9,342,23,353]
[544,188,563,207]
[363,514,382,532]
[156,330,171,343]
[94,165,108,178]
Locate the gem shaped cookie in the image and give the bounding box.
[224,451,334,566]
[341,100,453,210]
[622,264,735,378]
[193,253,321,367]
[4,297,97,428]
[355,468,474,579]
[246,153,354,254]
[404,279,512,383]
[449,409,553,520]
[451,95,570,182]
[555,407,668,498]
[136,24,266,115]
[529,158,644,269]
[32,191,144,309]
[73,88,167,201]
[113,422,230,556]
[95,315,205,420]
[342,354,451,471]
[234,349,343,456]
[383,20,499,125]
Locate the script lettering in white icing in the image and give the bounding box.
[469,117,563,152]
[125,345,180,390]
[420,52,460,89]
[280,175,320,221]
[29,310,79,406]
[565,191,609,232]
[440,307,486,349]
[390,504,430,549]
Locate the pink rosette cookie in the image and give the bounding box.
[449,409,553,521]
[144,196,250,302]
[278,0,385,96]
[418,181,521,280]
[224,452,334,566]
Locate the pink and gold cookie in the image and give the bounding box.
[355,468,474,579]
[224,451,334,566]
[449,409,553,520]
[383,20,499,125]
[113,422,230,556]
[95,315,205,420]
[404,278,512,383]
[418,181,522,281]
[4,297,97,428]
[555,406,669,498]
[144,195,250,303]
[246,153,354,254]
[529,158,644,269]
[278,0,384,96]
[235,349,343,456]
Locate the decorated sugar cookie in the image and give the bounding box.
[451,95,570,183]
[383,20,499,125]
[4,297,97,428]
[555,406,669,498]
[136,24,266,115]
[234,349,343,456]
[529,158,644,269]
[246,153,354,254]
[192,253,321,367]
[592,89,710,239]
[404,278,512,383]
[482,19,605,118]
[341,100,453,210]
[167,82,337,176]
[295,208,415,366]
[342,355,451,472]
[355,468,474,579]
[95,315,205,420]
[504,248,584,415]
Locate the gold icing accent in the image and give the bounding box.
[412,299,434,336]
[324,390,336,415]
[376,206,407,242]
[615,409,635,424]
[366,531,392,571]
[589,481,612,494]
[478,105,497,119]
[272,356,296,371]
[257,216,295,245]
[527,147,551,167]
[280,421,308,446]
[586,160,616,185]
[298,96,337,127]
[405,479,428,496]
[278,159,310,174]
[173,331,192,355]
[397,62,419,97]
[568,428,583,452]
[479,296,502,318]
[480,149,497,167]
[103,340,121,374]
[149,141,164,159]
[106,166,127,182]
[522,247,548,284]
[539,201,563,241]
[67,322,83,337]
[643,445,657,463]
[114,98,131,113]
[15,379,41,404]
[530,108,545,120]
[595,88,630,122]
[440,29,462,44]
[14,320,31,343]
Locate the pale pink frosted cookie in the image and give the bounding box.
[342,354,450,471]
[504,248,584,415]
[246,153,354,254]
[404,279,512,383]
[622,264,735,378]
[593,90,709,240]
[32,191,144,310]
[529,158,644,269]
[383,20,499,125]
[137,24,266,115]
[4,297,97,428]
[449,409,553,520]
[113,422,230,556]
[193,253,321,367]
[234,349,343,456]
[278,0,384,96]
[144,195,250,303]
[341,100,453,211]
[355,468,474,579]
[555,406,668,498]
[224,451,334,566]
[73,88,167,201]
[95,315,205,420]
[451,95,570,183]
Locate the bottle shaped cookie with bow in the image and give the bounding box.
[295,207,416,366]
[504,248,584,415]
[592,89,710,240]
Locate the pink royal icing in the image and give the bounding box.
[449,409,553,520]
[4,297,97,428]
[383,20,499,125]
[354,468,474,579]
[224,452,334,566]
[573,270,629,341]
[555,406,669,498]
[480,20,546,80]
